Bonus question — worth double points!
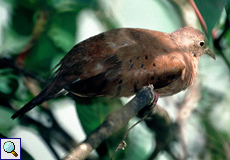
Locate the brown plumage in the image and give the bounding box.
[12,26,215,119]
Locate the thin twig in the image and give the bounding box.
[110,99,158,160]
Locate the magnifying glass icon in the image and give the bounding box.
[3,141,18,157]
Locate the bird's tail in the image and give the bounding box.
[11,81,67,119]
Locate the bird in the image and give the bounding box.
[11,26,215,119]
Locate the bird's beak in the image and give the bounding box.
[205,48,216,60]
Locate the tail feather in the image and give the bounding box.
[11,88,51,119]
[11,84,68,119]
[12,73,76,119]
[11,98,42,119]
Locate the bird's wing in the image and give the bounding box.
[64,40,143,97]
[55,29,144,96]
[55,28,135,79]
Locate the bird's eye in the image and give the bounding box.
[199,41,205,47]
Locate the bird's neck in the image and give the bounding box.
[185,56,199,88]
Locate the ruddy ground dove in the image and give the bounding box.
[12,26,215,119]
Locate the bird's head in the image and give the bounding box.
[171,26,215,60]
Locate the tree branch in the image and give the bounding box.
[63,85,155,160]
[188,0,207,34]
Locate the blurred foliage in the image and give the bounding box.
[194,0,227,36]
[0,0,230,160]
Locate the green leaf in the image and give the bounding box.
[48,12,78,52]
[24,33,62,73]
[12,4,35,35]
[25,11,77,73]
[53,0,97,13]
[0,106,19,135]
[0,68,19,99]
[194,0,227,36]
[76,97,123,135]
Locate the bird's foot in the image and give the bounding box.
[152,92,159,108]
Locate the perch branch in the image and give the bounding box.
[63,85,155,160]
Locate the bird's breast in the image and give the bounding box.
[154,56,199,97]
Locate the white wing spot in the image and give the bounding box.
[72,78,81,84]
